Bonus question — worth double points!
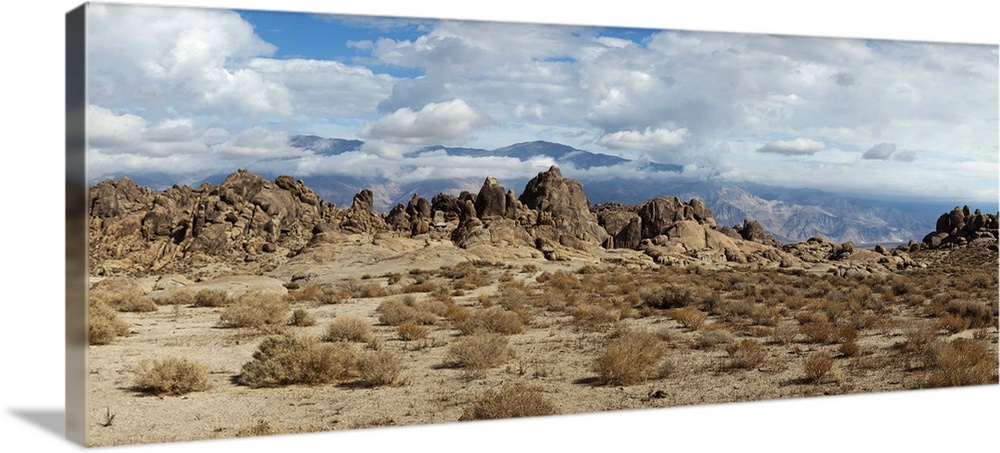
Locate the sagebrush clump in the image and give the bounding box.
[446,333,513,371]
[455,307,524,335]
[324,316,374,343]
[88,296,130,345]
[239,333,357,388]
[219,292,289,329]
[357,349,404,387]
[133,357,210,396]
[459,383,557,421]
[193,289,229,307]
[924,339,997,388]
[593,330,666,386]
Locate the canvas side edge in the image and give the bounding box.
[66,2,88,447]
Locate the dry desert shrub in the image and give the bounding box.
[88,296,130,345]
[235,419,275,438]
[357,349,404,387]
[666,307,708,331]
[521,264,540,274]
[290,284,348,304]
[839,339,861,358]
[93,288,157,313]
[133,357,210,396]
[346,279,387,299]
[157,290,194,306]
[289,308,316,327]
[937,314,971,334]
[219,292,290,329]
[593,330,667,386]
[400,281,440,294]
[570,301,620,329]
[396,320,429,341]
[924,339,997,388]
[799,319,839,344]
[324,316,374,343]
[459,383,557,421]
[770,321,798,345]
[639,283,695,309]
[749,305,782,327]
[695,327,734,350]
[446,333,513,371]
[803,352,835,384]
[377,297,438,326]
[942,299,997,330]
[724,339,766,370]
[456,307,524,335]
[193,289,230,307]
[443,302,471,323]
[239,333,357,388]
[901,321,939,354]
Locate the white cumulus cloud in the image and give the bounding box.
[359,99,492,146]
[596,127,689,151]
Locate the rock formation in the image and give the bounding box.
[89,170,336,277]
[89,167,947,279]
[922,205,999,249]
[518,166,609,246]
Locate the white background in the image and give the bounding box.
[1,1,997,452]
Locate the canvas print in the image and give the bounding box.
[70,2,999,447]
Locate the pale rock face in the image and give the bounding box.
[519,165,609,245]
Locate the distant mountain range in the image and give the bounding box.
[101,135,996,245]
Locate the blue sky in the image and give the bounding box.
[84,3,999,204]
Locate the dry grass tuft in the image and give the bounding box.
[219,292,290,329]
[924,339,997,388]
[290,284,348,304]
[324,316,374,343]
[377,298,439,326]
[446,333,513,371]
[357,349,404,387]
[455,307,525,335]
[593,330,666,386]
[289,308,316,327]
[724,339,766,370]
[133,357,210,396]
[396,320,429,341]
[459,383,557,421]
[93,288,158,313]
[799,319,839,344]
[666,307,709,331]
[89,296,130,345]
[235,420,275,438]
[157,290,194,306]
[239,333,357,388]
[695,327,733,350]
[640,283,695,309]
[193,289,230,307]
[803,352,835,384]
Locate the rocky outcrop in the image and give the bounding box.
[729,219,783,248]
[637,196,717,238]
[922,205,999,249]
[89,170,338,277]
[339,189,387,234]
[475,177,509,219]
[519,166,609,245]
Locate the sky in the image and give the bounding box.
[84,2,999,204]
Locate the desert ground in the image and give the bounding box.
[85,236,998,446]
